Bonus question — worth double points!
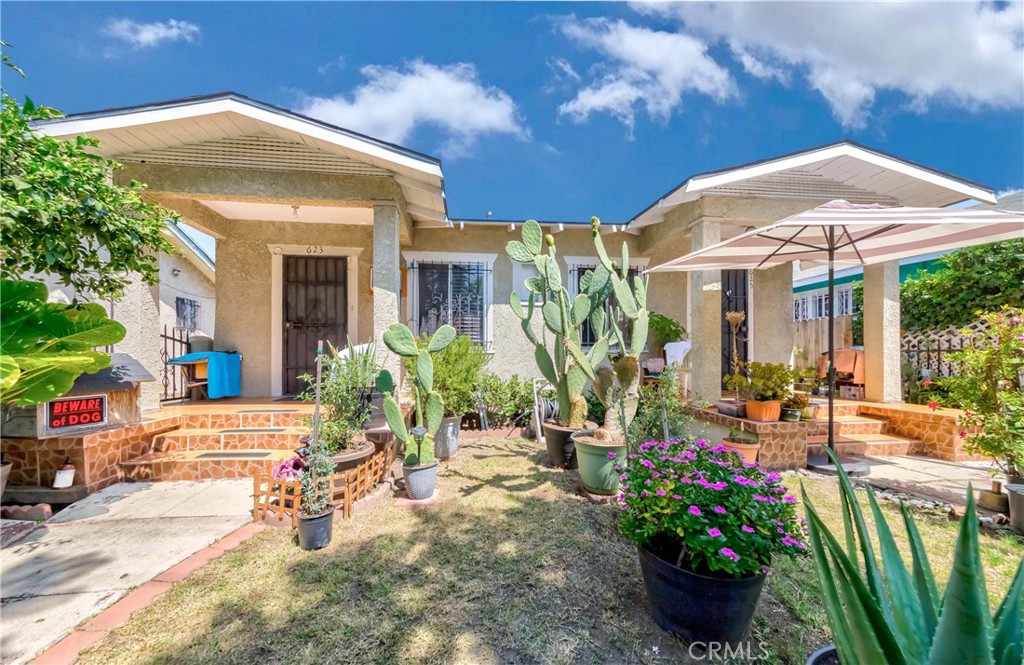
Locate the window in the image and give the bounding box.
[566,256,649,348]
[405,253,495,349]
[793,284,854,321]
[175,297,200,332]
[512,261,540,304]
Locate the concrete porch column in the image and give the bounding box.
[751,263,794,365]
[372,203,402,380]
[688,218,722,403]
[863,261,901,402]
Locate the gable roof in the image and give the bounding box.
[629,140,997,228]
[32,92,448,225]
[165,223,215,282]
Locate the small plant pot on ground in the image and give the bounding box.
[746,399,781,422]
[434,416,462,459]
[542,421,577,469]
[637,545,766,645]
[572,430,627,495]
[715,400,746,418]
[978,488,1009,514]
[1007,484,1024,534]
[781,407,801,423]
[722,438,760,464]
[806,645,840,665]
[297,505,335,550]
[403,461,439,500]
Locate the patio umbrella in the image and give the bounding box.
[646,199,1023,460]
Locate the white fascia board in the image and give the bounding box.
[36,98,444,180]
[406,203,448,223]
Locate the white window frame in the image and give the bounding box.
[512,260,540,304]
[402,251,497,351]
[565,255,650,349]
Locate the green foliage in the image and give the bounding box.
[648,311,686,347]
[851,240,1024,341]
[299,448,335,516]
[0,57,179,301]
[802,446,1024,665]
[627,364,696,447]
[297,340,378,454]
[479,373,534,428]
[727,361,798,402]
[407,335,489,417]
[377,323,456,467]
[941,308,1024,476]
[1,279,126,406]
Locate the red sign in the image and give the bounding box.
[46,395,108,431]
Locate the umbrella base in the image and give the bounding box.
[806,453,870,477]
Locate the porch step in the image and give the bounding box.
[807,432,920,458]
[810,415,889,436]
[810,402,861,418]
[121,449,294,482]
[152,427,306,452]
[177,410,309,430]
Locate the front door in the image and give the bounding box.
[283,256,348,395]
[721,269,749,386]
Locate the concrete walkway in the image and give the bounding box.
[1,480,253,665]
[857,455,999,507]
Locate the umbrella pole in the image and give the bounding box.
[827,227,836,451]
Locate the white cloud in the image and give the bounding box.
[549,57,581,83]
[556,17,735,135]
[638,2,1024,129]
[317,55,346,77]
[297,60,529,159]
[102,18,200,49]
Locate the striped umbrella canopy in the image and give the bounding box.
[646,200,1023,273]
[646,199,1023,459]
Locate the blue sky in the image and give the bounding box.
[4,1,1023,230]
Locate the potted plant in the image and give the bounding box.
[409,334,488,459]
[722,423,759,463]
[376,322,456,500]
[506,219,610,467]
[297,339,379,472]
[743,361,796,422]
[789,392,814,420]
[781,400,801,422]
[296,448,335,550]
[803,447,1024,664]
[649,311,685,358]
[618,438,806,645]
[627,364,695,448]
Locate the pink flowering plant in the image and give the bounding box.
[617,438,807,578]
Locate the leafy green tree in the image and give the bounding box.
[1,49,178,300]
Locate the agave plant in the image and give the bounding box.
[375,322,456,467]
[802,448,1023,665]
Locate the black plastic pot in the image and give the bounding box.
[297,505,335,550]
[807,645,840,665]
[637,546,766,645]
[542,421,577,468]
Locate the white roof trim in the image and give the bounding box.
[164,225,215,283]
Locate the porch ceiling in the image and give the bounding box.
[196,200,374,225]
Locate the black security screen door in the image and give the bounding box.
[283,256,348,395]
[721,269,749,387]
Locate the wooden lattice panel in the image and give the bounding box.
[901,319,989,378]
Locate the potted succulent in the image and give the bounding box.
[789,392,814,420]
[409,334,488,459]
[743,361,796,422]
[297,339,379,472]
[721,424,759,463]
[377,322,456,500]
[803,447,1024,664]
[619,438,806,645]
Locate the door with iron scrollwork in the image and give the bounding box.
[721,269,749,387]
[283,256,347,395]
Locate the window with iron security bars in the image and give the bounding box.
[408,261,492,349]
[569,263,641,348]
[793,285,853,321]
[175,297,200,332]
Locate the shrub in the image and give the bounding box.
[479,372,534,428]
[618,438,806,578]
[649,311,686,347]
[427,335,489,418]
[727,361,797,402]
[627,364,695,447]
[297,340,378,454]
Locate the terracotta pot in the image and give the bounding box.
[722,438,760,464]
[746,400,781,422]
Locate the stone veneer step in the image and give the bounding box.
[810,415,890,436]
[176,411,309,430]
[152,428,306,452]
[806,432,920,458]
[121,449,294,482]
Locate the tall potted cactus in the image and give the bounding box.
[376,322,456,500]
[506,220,609,467]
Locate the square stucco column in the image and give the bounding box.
[689,219,722,403]
[752,263,794,365]
[863,261,901,402]
[111,279,162,413]
[373,203,402,379]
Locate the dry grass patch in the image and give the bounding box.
[79,437,1022,665]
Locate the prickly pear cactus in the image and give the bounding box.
[376,322,456,466]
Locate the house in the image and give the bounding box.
[34,93,999,410]
[162,222,216,339]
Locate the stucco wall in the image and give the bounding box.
[159,253,216,338]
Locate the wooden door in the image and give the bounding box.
[283,256,348,395]
[721,269,749,386]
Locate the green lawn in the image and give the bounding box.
[79,437,1023,665]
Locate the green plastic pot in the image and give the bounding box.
[572,431,627,495]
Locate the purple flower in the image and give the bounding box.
[689,505,701,516]
[733,475,758,487]
[672,494,683,500]
[783,495,797,503]
[720,547,740,562]
[656,489,667,496]
[741,525,755,534]
[761,566,769,574]
[711,481,728,491]
[607,451,617,459]
[619,474,629,481]
[752,494,772,502]
[713,506,727,514]
[641,459,655,469]
[708,528,723,538]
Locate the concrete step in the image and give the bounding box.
[121,449,294,482]
[177,409,309,430]
[807,432,920,458]
[153,427,307,452]
[810,415,889,436]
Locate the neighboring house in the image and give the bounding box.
[34,93,1000,405]
[791,191,1024,323]
[161,223,216,338]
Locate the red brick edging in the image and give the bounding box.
[29,522,265,665]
